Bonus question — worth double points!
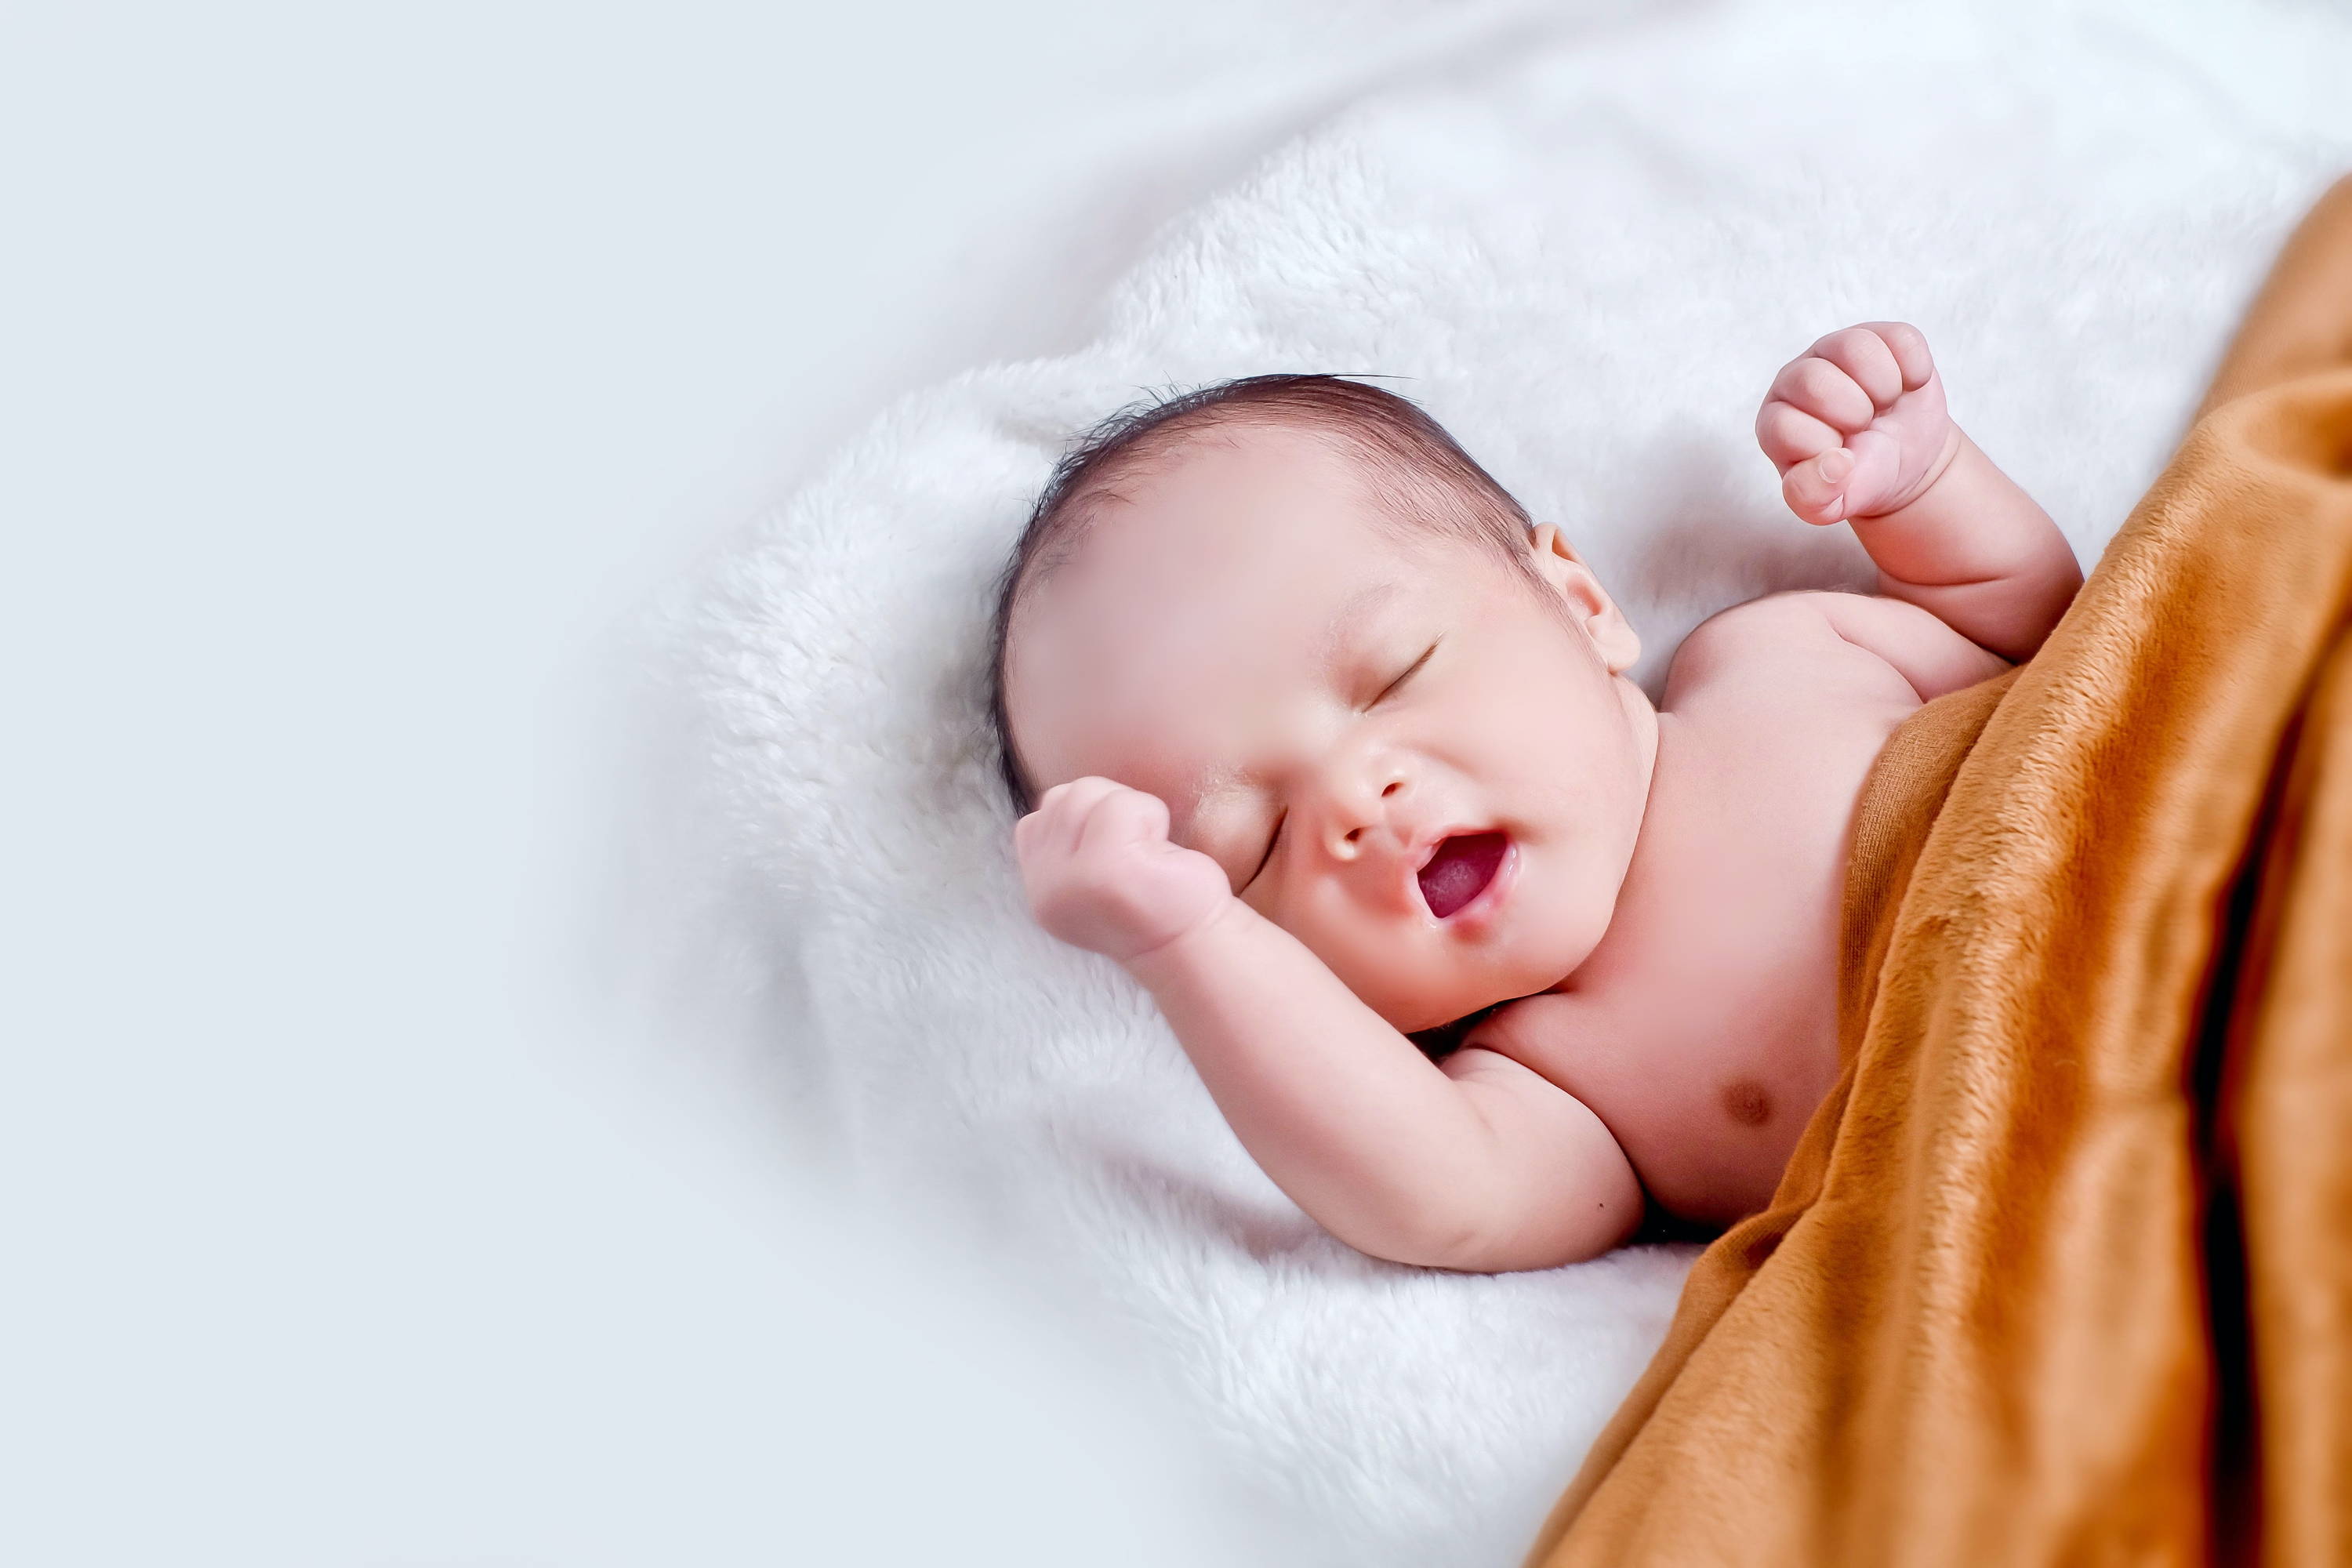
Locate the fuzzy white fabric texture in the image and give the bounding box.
[633,3,2352,1563]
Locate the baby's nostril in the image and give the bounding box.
[1381,781,1400,797]
[1344,828,1362,843]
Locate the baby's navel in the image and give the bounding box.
[1720,1078,1773,1128]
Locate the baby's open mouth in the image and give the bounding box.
[1417,832,1508,919]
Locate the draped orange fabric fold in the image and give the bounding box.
[1526,176,2352,1568]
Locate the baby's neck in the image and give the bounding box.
[1621,677,1664,819]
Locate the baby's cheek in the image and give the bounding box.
[1264,890,1441,1018]
[1263,895,1351,966]
[1328,924,1433,1019]
[1269,899,1341,964]
[1238,882,1288,931]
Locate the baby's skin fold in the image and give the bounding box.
[1007,324,2083,1271]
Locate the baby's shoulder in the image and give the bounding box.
[1667,589,2013,712]
[1662,590,1911,711]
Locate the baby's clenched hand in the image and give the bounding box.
[1756,322,1962,526]
[1014,777,1236,965]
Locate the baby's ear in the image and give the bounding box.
[1529,524,1640,674]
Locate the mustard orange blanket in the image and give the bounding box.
[1528,181,2352,1566]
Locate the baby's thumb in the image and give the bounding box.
[1783,449,1851,524]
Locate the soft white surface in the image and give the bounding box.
[643,2,2352,1563]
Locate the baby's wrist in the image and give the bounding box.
[1122,895,1254,989]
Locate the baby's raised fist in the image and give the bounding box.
[1755,322,1962,526]
[1014,777,1236,965]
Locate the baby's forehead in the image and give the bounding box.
[1006,440,1450,741]
[1056,419,1451,581]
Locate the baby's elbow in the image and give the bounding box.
[1367,1197,1632,1275]
[1381,1214,1504,1273]
[1316,1192,1494,1273]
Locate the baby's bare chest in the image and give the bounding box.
[1491,681,1915,1222]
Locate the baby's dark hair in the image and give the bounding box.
[984,373,1542,817]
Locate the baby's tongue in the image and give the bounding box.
[1417,832,1506,919]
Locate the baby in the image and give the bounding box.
[987,324,2082,1272]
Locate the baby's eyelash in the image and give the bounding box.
[1371,641,1439,705]
[1243,812,1285,890]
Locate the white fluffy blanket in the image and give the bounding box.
[633,2,2352,1561]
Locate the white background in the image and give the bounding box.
[3,1,1545,1561]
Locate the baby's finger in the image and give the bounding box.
[1755,398,1842,470]
[1858,321,1935,390]
[1766,355,1876,434]
[1074,786,1169,858]
[1781,447,1855,525]
[1037,777,1120,855]
[1807,326,1904,411]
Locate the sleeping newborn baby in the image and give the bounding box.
[987,324,2082,1272]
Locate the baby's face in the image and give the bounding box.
[1004,426,1656,1033]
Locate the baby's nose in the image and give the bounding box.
[1324,776,1410,862]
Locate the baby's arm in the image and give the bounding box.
[1015,777,1642,1272]
[1757,323,2083,662]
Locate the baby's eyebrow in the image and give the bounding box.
[1315,580,1404,679]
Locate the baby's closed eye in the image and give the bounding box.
[1366,641,1438,708]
